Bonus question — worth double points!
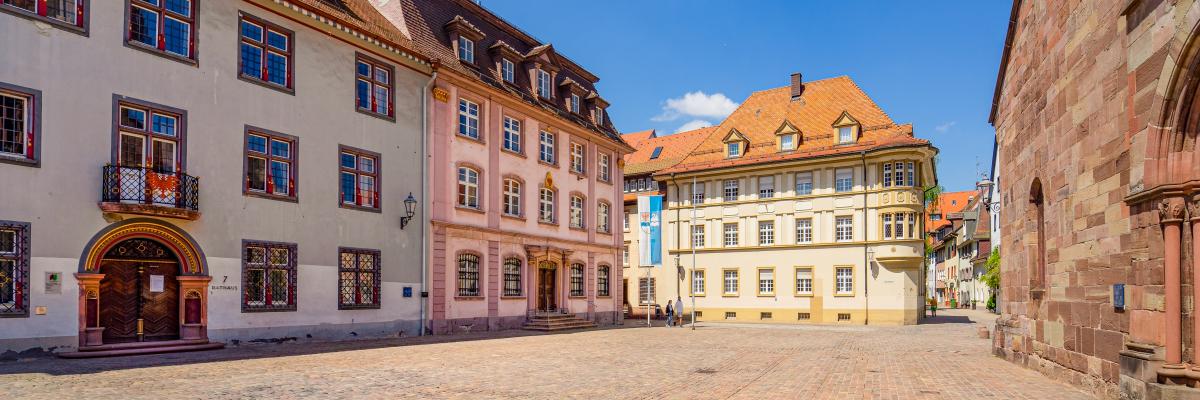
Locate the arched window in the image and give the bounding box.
[539,188,556,223]
[503,257,522,296]
[457,167,479,209]
[503,178,521,216]
[457,253,480,297]
[1030,178,1046,290]
[597,264,610,297]
[569,262,584,297]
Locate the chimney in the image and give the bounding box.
[790,72,803,100]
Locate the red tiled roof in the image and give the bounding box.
[658,76,929,175]
[621,129,656,149]
[925,190,978,233]
[293,0,423,59]
[385,0,625,148]
[623,127,716,176]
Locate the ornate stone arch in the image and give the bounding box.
[1145,13,1200,191]
[78,218,207,276]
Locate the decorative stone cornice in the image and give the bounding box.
[1160,198,1187,223]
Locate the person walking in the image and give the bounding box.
[676,295,685,327]
[665,300,674,327]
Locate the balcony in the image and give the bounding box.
[99,165,200,220]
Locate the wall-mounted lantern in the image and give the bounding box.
[401,192,417,229]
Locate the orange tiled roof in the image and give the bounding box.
[293,0,423,59]
[623,127,716,176]
[658,76,928,175]
[925,190,978,233]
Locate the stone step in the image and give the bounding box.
[75,338,212,352]
[58,342,225,359]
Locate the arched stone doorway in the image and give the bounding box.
[75,218,210,348]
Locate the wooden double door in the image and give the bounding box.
[537,267,557,312]
[99,261,180,343]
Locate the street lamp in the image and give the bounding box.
[400,192,417,229]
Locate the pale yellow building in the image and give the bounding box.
[654,73,938,325]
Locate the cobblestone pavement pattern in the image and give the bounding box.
[0,309,1092,399]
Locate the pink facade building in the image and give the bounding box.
[380,0,633,333]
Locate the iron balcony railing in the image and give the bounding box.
[101,165,199,211]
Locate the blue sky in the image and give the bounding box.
[480,1,1011,192]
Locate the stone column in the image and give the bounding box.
[1191,196,1200,368]
[75,273,104,347]
[1160,198,1186,367]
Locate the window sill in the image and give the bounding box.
[456,133,486,145]
[568,295,586,299]
[596,230,612,235]
[501,295,526,300]
[569,226,587,232]
[794,293,814,297]
[691,293,706,298]
[569,170,587,179]
[501,213,526,222]
[538,220,559,227]
[0,153,38,168]
[833,293,855,297]
[245,190,298,203]
[125,40,197,67]
[596,295,612,299]
[355,107,396,123]
[722,293,739,298]
[0,6,87,36]
[456,205,485,215]
[241,306,298,313]
[501,148,526,158]
[340,203,382,213]
[238,74,296,96]
[338,304,382,310]
[455,296,485,301]
[757,293,775,297]
[537,160,558,168]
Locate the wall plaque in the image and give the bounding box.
[44,272,62,294]
[150,274,165,293]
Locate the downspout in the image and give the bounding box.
[861,151,869,325]
[420,68,438,336]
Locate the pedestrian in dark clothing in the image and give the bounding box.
[665,300,674,327]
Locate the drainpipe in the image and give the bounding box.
[861,151,869,325]
[419,68,438,336]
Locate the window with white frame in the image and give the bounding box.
[723,270,738,295]
[758,221,774,245]
[458,99,479,139]
[597,202,610,233]
[723,223,738,246]
[457,36,474,63]
[909,212,916,239]
[836,267,853,294]
[502,178,521,216]
[457,166,479,209]
[691,225,705,248]
[906,161,916,187]
[500,58,515,83]
[835,168,853,192]
[570,142,585,174]
[883,213,893,239]
[780,134,795,151]
[539,188,556,223]
[623,245,629,265]
[0,87,37,163]
[502,116,521,153]
[595,108,605,126]
[539,130,555,164]
[883,163,893,188]
[838,126,854,143]
[598,153,610,182]
[758,269,774,295]
[570,195,585,228]
[796,218,813,244]
[758,176,775,198]
[895,213,906,238]
[624,213,630,231]
[795,268,813,295]
[836,216,853,242]
[692,182,705,204]
[723,179,739,202]
[795,172,813,195]
[727,142,741,158]
[570,93,580,113]
[536,69,551,99]
[692,270,705,295]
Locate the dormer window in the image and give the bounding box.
[595,108,604,125]
[722,128,748,159]
[727,142,741,158]
[838,126,854,143]
[780,134,795,151]
[570,93,580,113]
[536,69,552,99]
[501,59,514,82]
[457,36,474,63]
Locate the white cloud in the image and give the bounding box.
[652,91,739,122]
[674,119,713,133]
[935,121,957,133]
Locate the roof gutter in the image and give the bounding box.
[656,142,938,179]
[988,0,1022,125]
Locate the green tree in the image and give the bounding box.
[981,248,1001,290]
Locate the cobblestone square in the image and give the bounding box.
[0,309,1090,399]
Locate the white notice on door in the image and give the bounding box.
[150,274,164,293]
